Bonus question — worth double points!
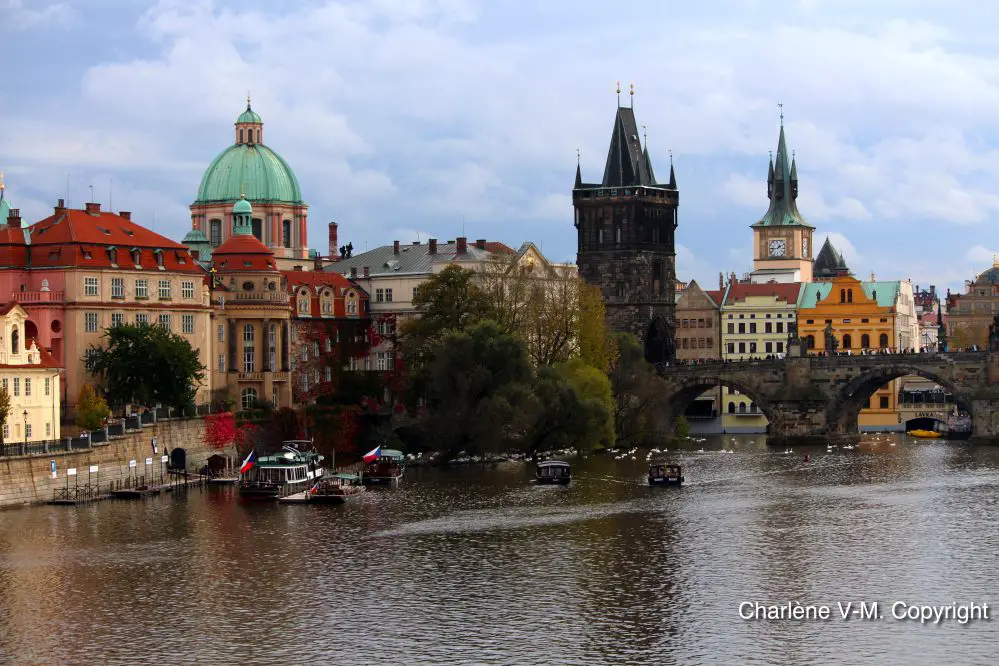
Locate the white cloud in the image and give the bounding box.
[1,0,74,29]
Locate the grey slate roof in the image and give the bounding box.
[753,124,813,228]
[324,241,493,277]
[601,106,655,187]
[813,236,849,278]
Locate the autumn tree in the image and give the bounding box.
[950,322,988,350]
[76,384,110,431]
[87,322,205,410]
[609,333,671,446]
[0,386,10,446]
[577,282,617,372]
[203,412,255,450]
[553,358,615,448]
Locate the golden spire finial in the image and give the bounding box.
[993,253,998,268]
[246,91,251,109]
[0,172,4,191]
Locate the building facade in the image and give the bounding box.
[749,121,815,284]
[0,303,61,446]
[0,202,212,410]
[674,280,723,426]
[573,101,679,363]
[945,262,999,350]
[187,98,311,270]
[720,282,802,432]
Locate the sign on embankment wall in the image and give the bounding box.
[0,418,231,508]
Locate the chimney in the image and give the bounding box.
[429,238,437,255]
[476,239,486,250]
[350,267,357,279]
[7,209,21,227]
[456,237,467,254]
[393,240,400,254]
[85,202,101,215]
[328,221,339,260]
[119,211,131,220]
[719,272,724,289]
[313,255,323,271]
[55,199,66,213]
[363,266,370,278]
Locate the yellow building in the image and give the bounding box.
[719,282,802,432]
[0,303,61,447]
[797,249,919,430]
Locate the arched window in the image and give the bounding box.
[806,335,815,349]
[738,403,747,413]
[283,220,292,248]
[861,333,870,349]
[241,388,257,410]
[251,218,262,241]
[243,324,255,373]
[728,402,735,414]
[210,219,223,247]
[11,327,18,354]
[256,129,261,143]
[840,289,846,303]
[843,334,852,349]
[749,402,757,413]
[239,129,244,144]
[880,333,889,348]
[847,288,853,303]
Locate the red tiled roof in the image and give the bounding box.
[0,225,28,267]
[282,270,358,292]
[283,269,368,318]
[0,301,19,316]
[724,282,802,306]
[212,235,278,272]
[705,289,724,307]
[27,207,202,272]
[484,242,515,255]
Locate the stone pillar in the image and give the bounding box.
[282,321,290,372]
[262,319,271,372]
[229,319,238,373]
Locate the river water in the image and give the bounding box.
[0,434,997,665]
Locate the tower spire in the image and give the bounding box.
[668,149,676,189]
[616,81,620,107]
[574,148,582,188]
[629,82,634,109]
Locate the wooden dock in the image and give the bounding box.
[49,474,207,505]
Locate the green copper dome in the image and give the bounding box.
[195,143,303,204]
[237,107,263,124]
[233,196,253,214]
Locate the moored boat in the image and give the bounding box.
[648,463,683,487]
[307,473,366,504]
[361,448,405,486]
[536,460,571,485]
[238,442,326,500]
[908,429,941,439]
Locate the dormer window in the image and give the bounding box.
[154,249,165,270]
[132,248,141,267]
[107,246,118,266]
[82,247,93,260]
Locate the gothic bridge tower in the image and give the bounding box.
[573,91,678,363]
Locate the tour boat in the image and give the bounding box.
[536,460,571,485]
[908,429,941,439]
[648,463,684,487]
[238,443,326,500]
[306,473,366,504]
[361,449,405,486]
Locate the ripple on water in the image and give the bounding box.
[0,438,996,664]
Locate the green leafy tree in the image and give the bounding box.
[86,323,206,410]
[421,320,536,460]
[673,415,690,439]
[553,358,615,449]
[0,387,10,446]
[609,333,671,446]
[526,367,610,455]
[399,265,496,370]
[76,384,110,431]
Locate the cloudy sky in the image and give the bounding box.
[3,0,998,294]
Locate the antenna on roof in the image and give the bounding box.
[461,215,465,237]
[109,178,113,212]
[88,184,94,203]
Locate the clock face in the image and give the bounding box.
[802,237,808,257]
[768,239,786,257]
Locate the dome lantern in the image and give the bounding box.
[232,194,253,236]
[235,93,263,146]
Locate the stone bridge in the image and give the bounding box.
[660,352,999,441]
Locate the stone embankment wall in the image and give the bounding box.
[0,418,235,508]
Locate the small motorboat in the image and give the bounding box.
[908,429,941,439]
[648,463,683,487]
[307,473,366,504]
[536,460,571,485]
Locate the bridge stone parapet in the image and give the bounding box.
[659,351,999,442]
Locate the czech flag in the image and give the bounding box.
[310,482,320,494]
[239,450,257,474]
[363,446,382,464]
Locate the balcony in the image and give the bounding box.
[225,291,290,304]
[13,291,64,304]
[238,372,264,381]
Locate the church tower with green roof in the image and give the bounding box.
[749,114,816,283]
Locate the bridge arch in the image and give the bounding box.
[664,374,777,427]
[828,363,972,434]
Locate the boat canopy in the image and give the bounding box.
[378,449,405,461]
[330,473,361,481]
[538,460,570,468]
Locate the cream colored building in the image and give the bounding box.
[0,303,61,445]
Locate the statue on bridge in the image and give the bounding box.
[824,321,839,353]
[785,319,803,357]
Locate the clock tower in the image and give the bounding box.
[749,117,814,283]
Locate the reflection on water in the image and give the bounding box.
[0,434,997,665]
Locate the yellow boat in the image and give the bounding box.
[908,429,941,439]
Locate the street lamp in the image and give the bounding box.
[22,409,27,456]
